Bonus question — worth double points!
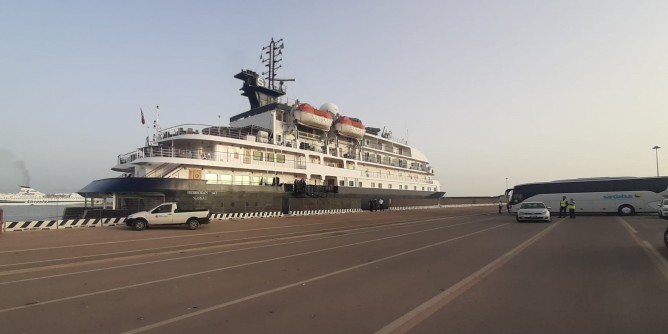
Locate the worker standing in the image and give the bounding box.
[559,196,568,218]
[498,200,503,214]
[568,198,576,219]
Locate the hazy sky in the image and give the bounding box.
[2,0,668,196]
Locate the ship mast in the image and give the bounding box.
[233,38,293,111]
[261,38,284,90]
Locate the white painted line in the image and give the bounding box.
[618,217,668,282]
[0,216,482,270]
[375,220,562,334]
[0,220,505,314]
[120,223,510,334]
[0,217,480,283]
[0,221,338,254]
[0,213,485,255]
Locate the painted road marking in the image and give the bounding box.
[618,217,668,282]
[0,213,485,255]
[0,221,507,314]
[0,215,482,271]
[0,219,481,284]
[375,219,563,334]
[119,224,510,334]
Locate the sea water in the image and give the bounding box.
[1,205,69,222]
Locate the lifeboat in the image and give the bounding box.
[292,103,333,131]
[334,116,365,139]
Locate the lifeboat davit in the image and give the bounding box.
[293,103,333,131]
[334,116,365,139]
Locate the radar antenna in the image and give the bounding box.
[260,38,293,90]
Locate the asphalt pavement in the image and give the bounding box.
[0,207,667,333]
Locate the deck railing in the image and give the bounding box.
[118,124,432,175]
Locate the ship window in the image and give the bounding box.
[252,176,262,185]
[205,173,218,184]
[422,187,425,190]
[349,181,354,187]
[414,186,417,190]
[388,184,392,189]
[234,175,250,185]
[267,153,275,162]
[276,154,285,163]
[359,182,363,187]
[339,180,345,186]
[220,175,232,185]
[378,183,383,189]
[371,182,375,188]
[253,151,263,161]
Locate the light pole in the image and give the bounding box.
[653,146,661,176]
[505,177,509,190]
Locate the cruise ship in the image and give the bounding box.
[78,39,444,214]
[0,186,95,206]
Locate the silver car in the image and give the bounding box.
[516,201,551,223]
[659,199,668,219]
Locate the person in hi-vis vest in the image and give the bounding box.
[568,198,576,219]
[559,196,568,218]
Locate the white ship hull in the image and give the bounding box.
[0,186,96,206]
[0,199,90,206]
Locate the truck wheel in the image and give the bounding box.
[618,205,635,216]
[133,220,147,231]
[187,219,200,230]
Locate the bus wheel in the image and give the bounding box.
[618,205,635,216]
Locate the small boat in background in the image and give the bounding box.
[0,186,98,206]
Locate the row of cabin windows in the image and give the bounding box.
[205,174,279,186]
[363,152,412,169]
[364,140,404,155]
[252,151,286,163]
[205,172,435,191]
[337,180,433,191]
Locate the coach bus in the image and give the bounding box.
[505,177,668,216]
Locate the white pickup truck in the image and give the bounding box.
[125,203,211,231]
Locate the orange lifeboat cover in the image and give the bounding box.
[339,116,364,129]
[298,103,332,119]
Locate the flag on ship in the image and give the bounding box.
[141,108,145,125]
[154,105,159,129]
